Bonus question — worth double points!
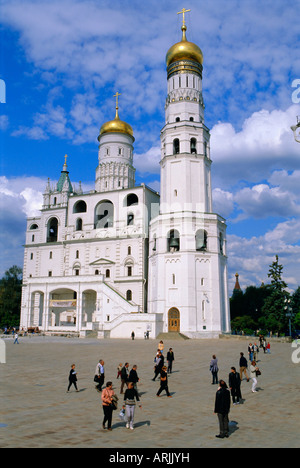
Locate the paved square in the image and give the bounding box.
[0,336,299,448]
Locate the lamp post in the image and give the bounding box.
[291,116,300,143]
[284,298,294,337]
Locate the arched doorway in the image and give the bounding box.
[168,308,180,332]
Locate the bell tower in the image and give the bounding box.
[148,10,231,338]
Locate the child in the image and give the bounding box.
[117,363,122,379]
[67,364,79,392]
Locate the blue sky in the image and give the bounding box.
[0,0,300,292]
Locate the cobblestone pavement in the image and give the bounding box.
[0,335,299,448]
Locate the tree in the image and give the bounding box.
[261,256,289,334]
[0,266,23,328]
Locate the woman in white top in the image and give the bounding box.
[250,360,260,393]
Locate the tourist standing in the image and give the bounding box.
[248,343,254,361]
[158,340,164,354]
[214,380,231,439]
[167,348,175,374]
[101,381,115,431]
[210,355,219,385]
[120,363,129,394]
[129,365,140,392]
[67,364,79,393]
[266,342,271,354]
[123,382,142,430]
[239,352,249,382]
[95,359,105,392]
[152,351,164,381]
[229,367,242,405]
[156,366,172,397]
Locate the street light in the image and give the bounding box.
[291,116,300,143]
[284,297,294,337]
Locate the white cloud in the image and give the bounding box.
[211,104,300,188]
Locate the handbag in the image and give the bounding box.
[256,369,261,376]
[111,394,119,410]
[94,375,100,383]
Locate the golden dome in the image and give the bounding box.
[166,25,203,67]
[98,95,134,141]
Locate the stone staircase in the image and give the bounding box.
[156,332,190,341]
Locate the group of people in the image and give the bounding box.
[210,346,263,439]
[66,337,268,438]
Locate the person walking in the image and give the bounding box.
[120,363,130,394]
[167,348,175,374]
[250,360,260,393]
[239,352,249,382]
[158,340,164,354]
[229,367,242,405]
[131,331,135,340]
[266,342,271,354]
[152,351,164,381]
[156,366,172,397]
[13,333,19,344]
[101,381,115,431]
[95,359,105,392]
[214,380,231,439]
[67,364,79,393]
[210,355,219,385]
[123,382,142,430]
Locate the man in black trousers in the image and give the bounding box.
[214,380,231,439]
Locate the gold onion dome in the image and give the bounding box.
[99,94,134,141]
[166,24,203,68]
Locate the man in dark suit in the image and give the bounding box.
[152,351,164,381]
[214,380,231,438]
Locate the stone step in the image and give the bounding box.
[156,332,190,341]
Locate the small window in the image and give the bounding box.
[196,230,208,252]
[175,117,180,122]
[106,269,110,278]
[128,246,132,255]
[127,266,132,277]
[76,250,79,259]
[30,253,33,260]
[126,290,132,301]
[191,138,197,154]
[49,251,53,259]
[173,139,180,155]
[48,271,52,277]
[32,235,35,242]
[75,269,80,276]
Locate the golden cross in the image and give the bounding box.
[114,92,121,109]
[64,154,68,165]
[177,8,191,27]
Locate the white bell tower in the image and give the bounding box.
[148,10,231,338]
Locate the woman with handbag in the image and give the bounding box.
[101,381,115,431]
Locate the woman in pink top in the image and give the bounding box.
[101,381,115,431]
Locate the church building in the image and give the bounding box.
[20,11,231,339]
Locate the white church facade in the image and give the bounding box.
[20,13,231,339]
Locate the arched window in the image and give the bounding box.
[47,218,58,243]
[167,229,180,252]
[73,200,87,213]
[196,229,208,251]
[94,200,114,229]
[190,138,197,154]
[126,290,132,301]
[173,139,180,155]
[76,218,83,231]
[125,193,139,207]
[105,269,110,278]
[30,224,39,230]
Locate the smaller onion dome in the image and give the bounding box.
[98,93,134,141]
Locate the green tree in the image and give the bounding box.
[0,266,23,328]
[261,256,289,334]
